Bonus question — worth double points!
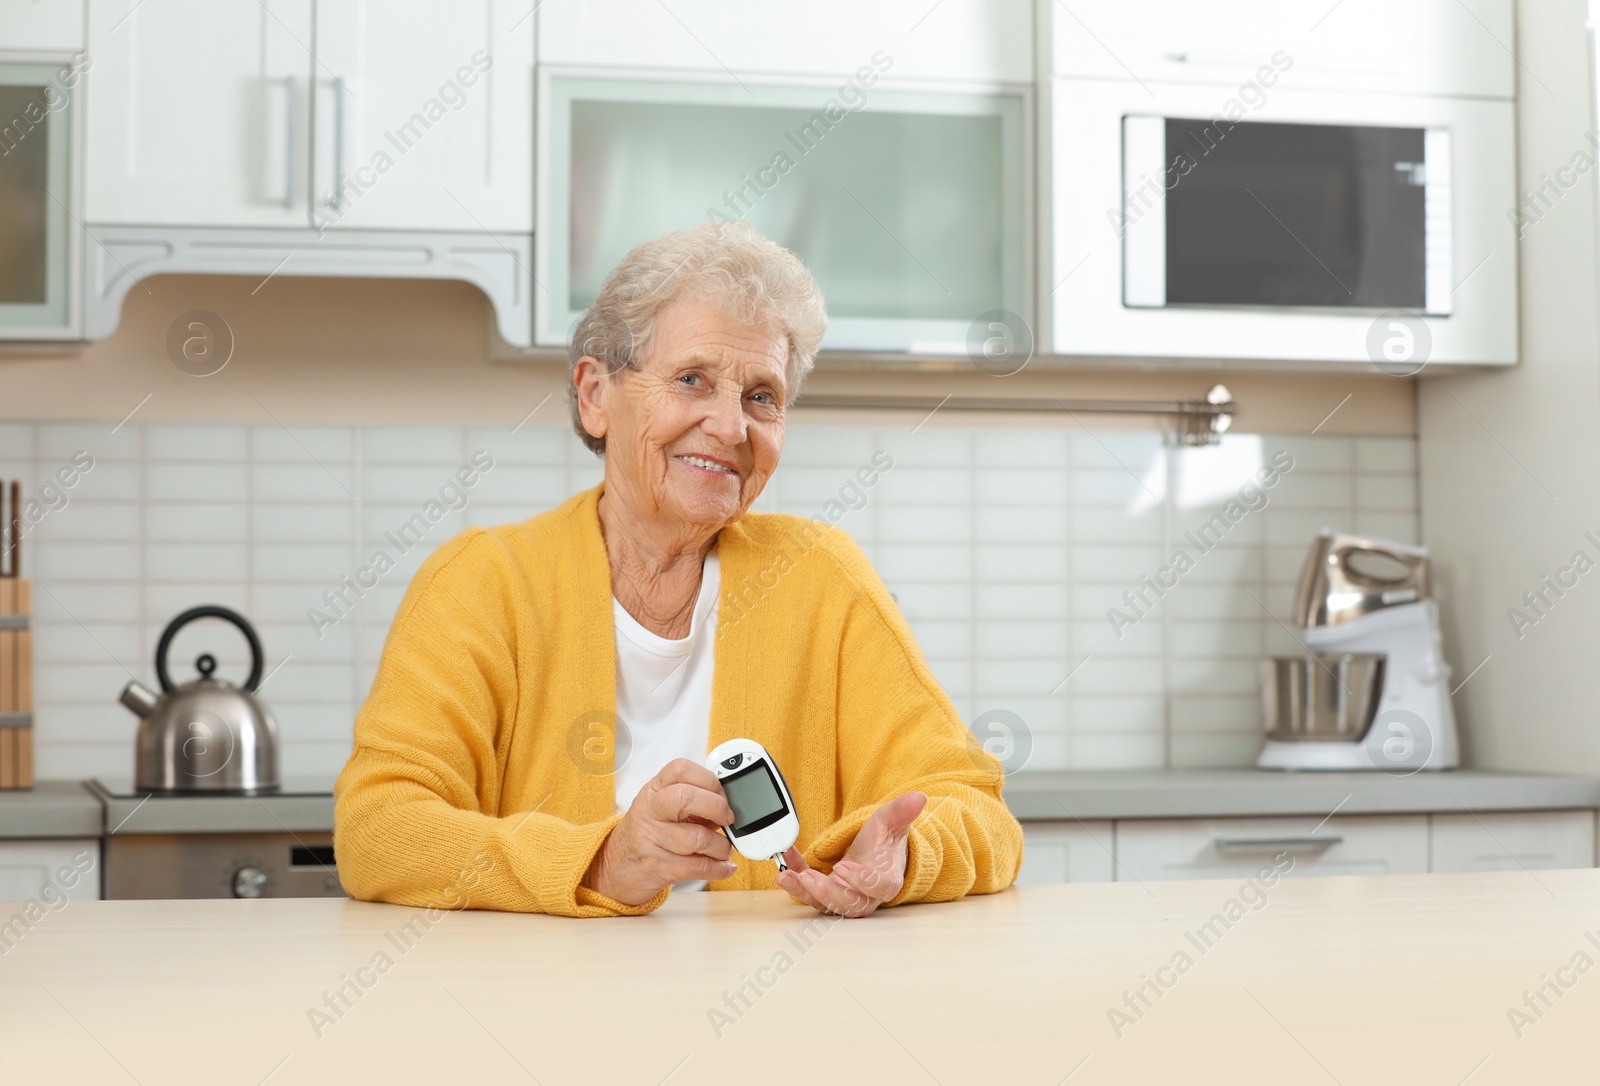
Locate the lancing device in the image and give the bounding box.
[706,738,800,871]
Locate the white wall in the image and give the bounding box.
[1418,0,1600,773]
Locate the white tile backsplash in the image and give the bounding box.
[1,421,1419,779]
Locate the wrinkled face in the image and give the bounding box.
[576,293,790,535]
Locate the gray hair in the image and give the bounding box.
[567,221,827,455]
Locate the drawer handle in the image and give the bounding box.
[1213,835,1343,853]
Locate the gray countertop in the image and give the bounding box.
[0,781,104,838]
[1002,769,1600,821]
[1,780,336,838]
[85,779,336,836]
[8,772,1600,839]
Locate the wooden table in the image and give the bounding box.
[1,871,1595,1085]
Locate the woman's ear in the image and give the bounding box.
[573,356,611,442]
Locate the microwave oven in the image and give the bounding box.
[1047,79,1516,367]
[1121,116,1452,316]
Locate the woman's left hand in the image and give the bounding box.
[775,791,927,918]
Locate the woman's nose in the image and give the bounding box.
[702,382,748,444]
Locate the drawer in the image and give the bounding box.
[1431,811,1596,873]
[1115,816,1429,882]
[1018,821,1115,885]
[0,838,100,904]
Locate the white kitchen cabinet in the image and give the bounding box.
[0,839,100,904]
[85,0,533,233]
[1045,0,1513,99]
[0,57,81,339]
[86,0,315,227]
[310,0,533,233]
[1018,821,1115,884]
[1115,815,1430,882]
[538,72,1028,349]
[0,0,86,52]
[538,0,1032,83]
[1430,811,1597,874]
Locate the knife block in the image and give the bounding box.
[0,578,33,790]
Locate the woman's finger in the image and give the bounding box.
[654,757,731,798]
[681,855,739,882]
[775,868,826,911]
[823,865,887,914]
[778,852,881,917]
[801,868,879,917]
[656,821,731,861]
[819,874,879,918]
[832,859,899,903]
[650,780,734,827]
[784,866,854,915]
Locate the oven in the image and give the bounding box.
[88,779,345,900]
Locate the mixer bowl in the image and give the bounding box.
[1261,654,1386,741]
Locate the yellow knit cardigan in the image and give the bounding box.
[334,485,1023,917]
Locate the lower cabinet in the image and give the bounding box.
[1018,810,1598,884]
[0,838,101,904]
[1116,816,1429,882]
[1016,821,1114,885]
[1430,810,1596,873]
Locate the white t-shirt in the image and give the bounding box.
[611,552,721,892]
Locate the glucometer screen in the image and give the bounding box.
[722,760,789,834]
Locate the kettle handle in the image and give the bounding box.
[155,605,265,694]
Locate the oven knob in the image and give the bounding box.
[232,866,268,899]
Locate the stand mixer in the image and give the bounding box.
[1257,531,1459,772]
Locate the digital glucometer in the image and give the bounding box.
[706,738,799,870]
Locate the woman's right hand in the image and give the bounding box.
[582,759,738,905]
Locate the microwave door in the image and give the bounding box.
[1121,116,1452,316]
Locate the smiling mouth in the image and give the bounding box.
[675,454,738,476]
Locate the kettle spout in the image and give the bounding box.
[120,681,159,718]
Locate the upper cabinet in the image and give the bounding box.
[8,0,1522,364]
[1048,0,1515,99]
[309,0,532,232]
[538,0,1033,83]
[0,57,82,339]
[1040,0,1519,367]
[534,0,1033,351]
[84,0,533,232]
[537,73,1029,350]
[0,0,86,51]
[85,0,316,227]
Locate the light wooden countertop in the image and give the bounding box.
[1,873,1594,1084]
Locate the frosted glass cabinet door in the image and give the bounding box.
[0,62,75,337]
[539,74,1028,350]
[86,0,314,226]
[311,0,534,233]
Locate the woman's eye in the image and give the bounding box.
[751,392,773,405]
[678,373,702,387]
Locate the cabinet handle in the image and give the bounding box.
[328,77,348,211]
[1213,835,1343,853]
[1165,50,1263,67]
[260,77,295,207]
[278,77,295,208]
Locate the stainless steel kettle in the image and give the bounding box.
[119,605,280,794]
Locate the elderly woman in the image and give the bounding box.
[334,223,1022,917]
